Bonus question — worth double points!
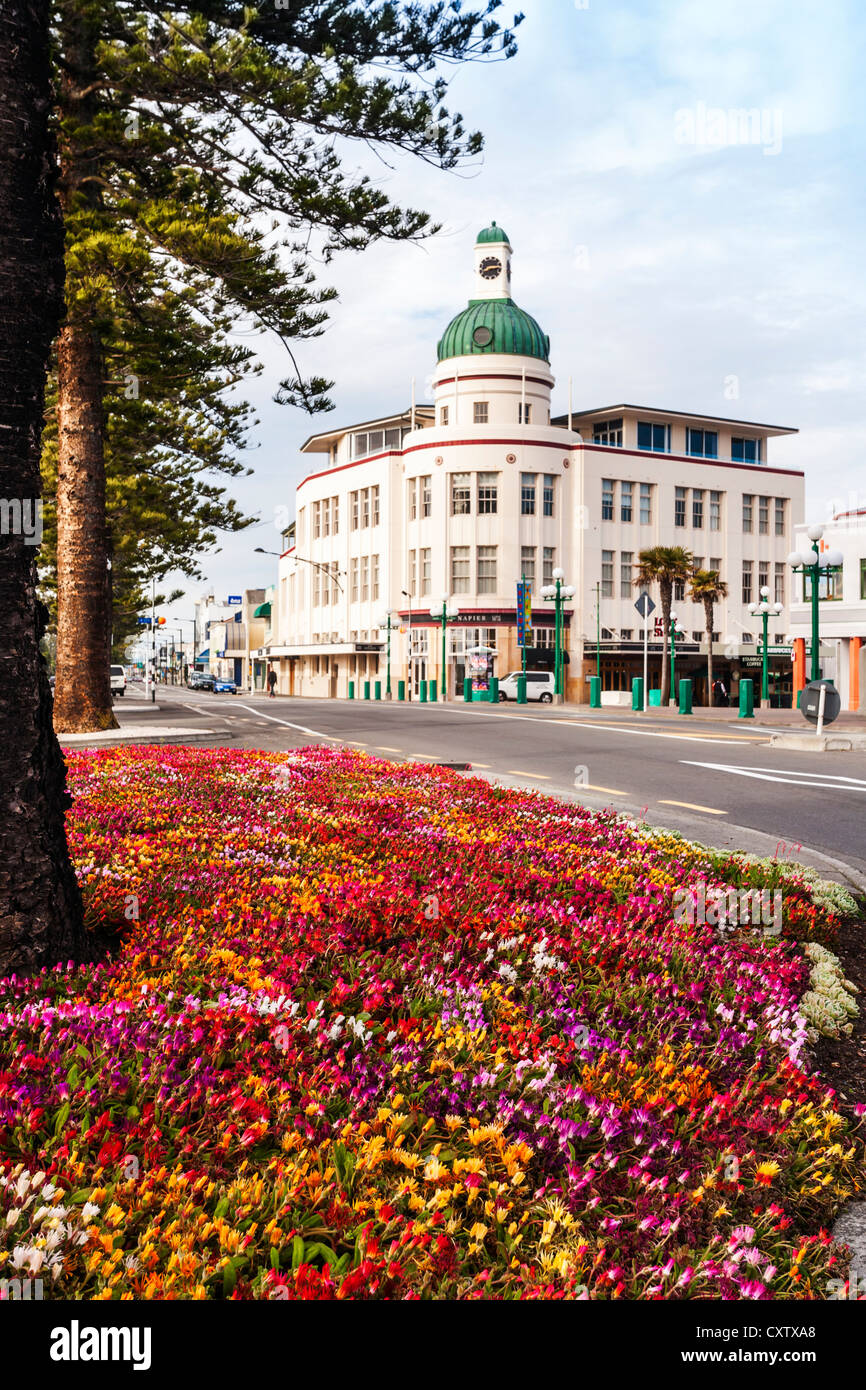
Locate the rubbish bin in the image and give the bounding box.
[419,680,427,704]
[463,676,473,702]
[397,679,405,701]
[363,680,370,701]
[348,680,355,701]
[489,677,499,703]
[738,678,754,719]
[648,689,662,707]
[374,680,381,701]
[632,677,643,711]
[428,680,438,702]
[516,674,527,704]
[678,678,692,714]
[589,676,601,709]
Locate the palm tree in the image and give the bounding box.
[0,0,88,972]
[690,569,728,707]
[633,547,693,705]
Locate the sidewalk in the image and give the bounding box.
[558,703,866,728]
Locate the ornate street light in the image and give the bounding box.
[787,525,844,682]
[748,586,784,707]
[540,568,575,702]
[378,610,398,699]
[429,594,460,700]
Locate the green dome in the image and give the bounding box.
[476,221,510,245]
[437,298,550,363]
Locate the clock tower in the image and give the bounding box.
[473,221,512,300]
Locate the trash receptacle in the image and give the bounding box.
[419,680,427,704]
[363,680,370,701]
[678,678,692,714]
[738,678,754,719]
[374,680,381,701]
[348,680,355,701]
[516,675,527,704]
[489,677,499,703]
[428,680,438,702]
[648,688,662,707]
[463,676,472,702]
[397,679,405,701]
[589,676,601,709]
[632,677,643,711]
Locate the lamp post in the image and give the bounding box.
[401,590,413,700]
[379,610,397,698]
[748,587,784,707]
[787,526,844,682]
[669,610,686,704]
[540,568,575,703]
[429,594,460,700]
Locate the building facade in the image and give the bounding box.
[788,512,866,711]
[266,222,805,704]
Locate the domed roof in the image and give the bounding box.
[437,298,550,363]
[476,220,510,245]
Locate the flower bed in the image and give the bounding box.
[0,745,862,1300]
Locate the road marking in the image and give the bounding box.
[472,762,490,768]
[375,746,403,752]
[507,770,550,779]
[658,799,727,815]
[232,703,337,738]
[682,760,866,791]
[345,740,367,746]
[578,783,627,796]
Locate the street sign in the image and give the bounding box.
[801,679,841,726]
[634,592,655,619]
[136,617,150,626]
[227,595,242,605]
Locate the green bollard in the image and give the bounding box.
[488,677,499,704]
[397,679,405,701]
[632,676,643,711]
[348,680,354,700]
[419,680,427,704]
[678,678,693,714]
[589,675,601,709]
[516,674,527,704]
[738,678,754,719]
[374,680,381,701]
[796,689,802,709]
[463,676,473,703]
[428,680,438,702]
[363,680,370,700]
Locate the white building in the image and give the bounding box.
[266,222,805,704]
[788,512,866,711]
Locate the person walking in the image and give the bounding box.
[267,666,277,699]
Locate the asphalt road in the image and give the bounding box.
[119,683,866,890]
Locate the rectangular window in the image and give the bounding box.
[372,485,380,527]
[351,492,359,530]
[620,551,633,597]
[332,497,339,534]
[543,474,555,517]
[362,489,370,528]
[732,436,761,464]
[477,475,498,515]
[686,429,718,458]
[313,500,321,540]
[709,489,721,531]
[674,486,686,528]
[477,546,497,594]
[759,562,769,597]
[422,475,432,518]
[361,556,370,602]
[350,558,359,603]
[521,472,536,515]
[693,556,704,572]
[601,549,614,598]
[742,494,753,532]
[409,549,417,597]
[861,559,866,601]
[451,546,470,594]
[692,489,704,528]
[331,561,340,605]
[758,496,769,535]
[440,405,449,426]
[602,478,614,521]
[421,547,431,596]
[710,556,722,575]
[372,554,379,601]
[639,482,652,525]
[774,562,785,605]
[543,547,555,586]
[473,401,489,424]
[593,417,623,447]
[518,401,531,423]
[674,579,685,602]
[312,565,320,606]
[451,472,471,515]
[775,497,786,536]
[637,421,670,452]
[742,560,753,606]
[520,545,536,584]
[322,498,331,537]
[409,478,417,522]
[620,480,633,523]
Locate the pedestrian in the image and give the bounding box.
[717,679,728,707]
[267,666,277,699]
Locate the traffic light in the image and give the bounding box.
[157,617,166,626]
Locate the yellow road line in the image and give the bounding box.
[472,762,490,768]
[507,770,550,779]
[375,746,403,752]
[659,799,727,815]
[580,783,627,796]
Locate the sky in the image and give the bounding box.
[163,0,866,628]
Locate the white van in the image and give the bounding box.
[498,670,555,703]
[110,664,127,697]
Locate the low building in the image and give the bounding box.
[788,513,866,711]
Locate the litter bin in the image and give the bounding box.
[738,678,754,719]
[678,678,693,715]
[648,689,662,707]
[397,679,405,701]
[419,680,427,704]
[463,677,473,702]
[489,677,499,703]
[632,677,643,711]
[363,680,370,701]
[589,676,601,709]
[374,680,381,701]
[348,680,354,700]
[428,680,438,702]
[516,674,527,704]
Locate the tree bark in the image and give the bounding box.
[659,581,672,705]
[704,596,714,707]
[0,0,89,973]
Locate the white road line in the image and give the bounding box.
[232,704,337,738]
[681,760,866,791]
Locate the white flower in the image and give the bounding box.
[81,1202,101,1223]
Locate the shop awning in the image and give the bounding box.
[253,602,271,618]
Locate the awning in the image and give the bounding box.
[195,649,209,661]
[253,602,271,618]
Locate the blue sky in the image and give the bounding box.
[167,0,866,624]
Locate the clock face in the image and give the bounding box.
[479,255,502,280]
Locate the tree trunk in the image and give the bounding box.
[704,596,714,707]
[0,0,89,973]
[659,582,672,705]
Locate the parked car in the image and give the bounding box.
[188,672,215,691]
[110,664,127,698]
[498,670,555,703]
[213,678,238,694]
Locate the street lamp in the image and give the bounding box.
[540,568,575,702]
[669,610,686,704]
[748,586,784,707]
[787,526,844,682]
[401,590,413,700]
[429,594,460,700]
[378,610,397,699]
[254,546,345,592]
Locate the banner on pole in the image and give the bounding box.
[516,582,532,648]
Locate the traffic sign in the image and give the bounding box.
[227,595,242,605]
[801,679,841,726]
[634,592,655,619]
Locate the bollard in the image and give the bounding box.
[397,679,405,701]
[374,680,381,701]
[363,680,370,701]
[463,676,473,703]
[516,674,527,704]
[489,677,499,704]
[738,678,754,719]
[419,680,427,704]
[589,675,601,709]
[428,680,438,702]
[632,676,643,711]
[678,678,693,714]
[348,680,354,701]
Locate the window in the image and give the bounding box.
[637,421,670,452]
[742,632,753,644]
[861,559,866,602]
[692,631,703,643]
[692,489,704,529]
[372,554,379,601]
[602,478,615,521]
[422,476,432,518]
[409,550,417,596]
[421,548,431,596]
[620,551,633,597]
[543,547,555,585]
[674,486,686,528]
[742,560,753,605]
[518,401,531,423]
[451,546,470,594]
[362,489,370,528]
[601,550,614,598]
[351,492,359,530]
[709,490,721,531]
[674,579,685,602]
[543,475,555,517]
[710,556,722,575]
[620,480,633,523]
[686,429,718,458]
[742,494,753,532]
[758,496,769,535]
[478,475,498,515]
[534,628,554,649]
[775,562,785,605]
[352,428,398,459]
[759,562,769,596]
[477,546,497,594]
[312,565,321,606]
[331,561,340,604]
[313,500,321,540]
[440,404,449,426]
[775,497,786,536]
[350,558,359,603]
[332,497,339,534]
[322,498,331,537]
[621,629,633,641]
[361,555,370,602]
[521,546,536,584]
[593,417,623,447]
[473,401,489,424]
[372,485,380,526]
[639,482,652,525]
[451,473,471,515]
[521,473,536,515]
[409,478,417,521]
[732,436,761,464]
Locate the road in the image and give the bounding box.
[118,683,866,889]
